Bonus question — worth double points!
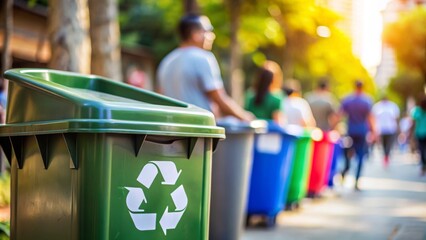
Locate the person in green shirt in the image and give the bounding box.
[245,63,284,124]
[411,95,426,176]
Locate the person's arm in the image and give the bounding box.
[0,105,5,124]
[328,111,340,130]
[367,112,378,142]
[272,110,285,126]
[408,119,416,142]
[301,99,316,128]
[206,88,255,122]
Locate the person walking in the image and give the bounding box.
[339,80,376,190]
[282,79,316,127]
[372,95,400,168]
[244,62,284,124]
[157,14,253,121]
[305,79,339,131]
[410,95,426,176]
[398,113,413,153]
[305,79,341,189]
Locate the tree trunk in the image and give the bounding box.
[88,0,122,81]
[281,23,295,80]
[1,0,13,86]
[0,0,12,171]
[227,0,244,105]
[183,0,199,14]
[48,0,91,73]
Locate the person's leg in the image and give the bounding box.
[341,147,351,179]
[341,136,353,182]
[382,134,394,167]
[353,135,367,190]
[417,137,426,175]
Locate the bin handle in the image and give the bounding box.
[135,135,199,159]
[134,134,147,157]
[10,136,25,169]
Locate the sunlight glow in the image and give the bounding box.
[359,0,392,71]
[316,26,331,38]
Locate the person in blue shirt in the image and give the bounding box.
[339,80,376,190]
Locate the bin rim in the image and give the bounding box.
[263,122,303,138]
[2,68,225,139]
[216,118,267,134]
[0,119,225,138]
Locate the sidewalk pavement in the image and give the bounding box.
[243,147,426,240]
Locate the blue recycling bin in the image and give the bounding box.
[328,138,343,187]
[246,122,299,227]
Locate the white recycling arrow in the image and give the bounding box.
[151,161,182,185]
[125,187,147,212]
[137,163,158,189]
[159,185,188,235]
[129,212,157,231]
[170,185,188,211]
[159,207,185,235]
[125,160,187,235]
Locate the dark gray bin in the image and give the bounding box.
[210,118,266,240]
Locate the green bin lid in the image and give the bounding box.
[0,69,225,138]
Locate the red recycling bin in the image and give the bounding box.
[307,130,339,196]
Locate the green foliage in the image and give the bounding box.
[0,173,10,208]
[201,2,230,49]
[0,221,9,240]
[0,173,9,240]
[302,27,375,99]
[388,68,424,109]
[118,0,374,99]
[383,7,426,78]
[26,0,48,7]
[119,0,182,64]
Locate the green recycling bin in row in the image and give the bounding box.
[0,69,225,240]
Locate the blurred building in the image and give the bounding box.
[318,0,383,77]
[0,1,50,68]
[319,0,426,88]
[320,0,361,56]
[375,0,426,88]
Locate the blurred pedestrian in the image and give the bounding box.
[157,14,253,121]
[397,113,413,153]
[339,80,376,191]
[282,79,316,127]
[305,79,341,188]
[126,65,147,89]
[410,95,426,176]
[305,79,339,131]
[245,62,284,124]
[372,95,400,168]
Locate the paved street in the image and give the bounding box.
[243,147,426,240]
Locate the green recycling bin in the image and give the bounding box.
[286,128,320,208]
[0,69,225,240]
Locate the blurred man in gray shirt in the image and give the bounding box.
[305,80,339,131]
[157,14,253,121]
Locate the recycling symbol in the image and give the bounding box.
[125,161,188,235]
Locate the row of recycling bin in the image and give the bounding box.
[211,120,342,240]
[0,68,342,240]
